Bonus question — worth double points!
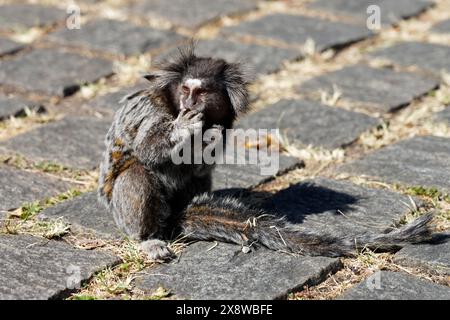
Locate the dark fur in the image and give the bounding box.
[181,194,434,257]
[98,47,434,260]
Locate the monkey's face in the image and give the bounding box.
[177,77,232,127]
[147,51,249,127]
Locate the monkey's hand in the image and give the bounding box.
[172,109,204,142]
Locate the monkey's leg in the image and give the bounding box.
[111,162,174,261]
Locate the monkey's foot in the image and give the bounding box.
[140,239,175,261]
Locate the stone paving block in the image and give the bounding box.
[338,271,450,300]
[310,0,434,25]
[49,19,185,56]
[135,241,341,300]
[298,64,438,113]
[212,153,303,190]
[431,19,450,33]
[0,37,23,56]
[129,0,258,29]
[236,99,380,149]
[89,84,147,112]
[263,177,419,237]
[394,241,450,275]
[0,4,66,30]
[1,117,111,170]
[435,107,450,125]
[0,95,44,120]
[40,192,122,239]
[224,14,373,51]
[370,42,450,75]
[338,136,450,192]
[159,39,301,75]
[0,48,114,97]
[0,165,73,212]
[0,234,120,300]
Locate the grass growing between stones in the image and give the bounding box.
[67,237,186,300]
[335,174,450,231]
[0,110,60,141]
[402,186,450,232]
[290,247,449,300]
[0,153,98,189]
[2,215,70,239]
[0,189,82,238]
[353,80,450,155]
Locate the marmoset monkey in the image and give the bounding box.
[99,47,434,261]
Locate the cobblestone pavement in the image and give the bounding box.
[0,0,449,300]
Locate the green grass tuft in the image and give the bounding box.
[71,295,98,300]
[406,186,446,200]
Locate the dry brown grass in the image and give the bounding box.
[291,248,449,300]
[0,111,61,141]
[0,188,83,238]
[67,235,190,300]
[0,152,98,190]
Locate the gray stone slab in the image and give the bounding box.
[0,234,119,300]
[159,39,301,75]
[263,177,419,237]
[370,42,450,75]
[310,0,434,26]
[435,108,450,125]
[1,117,111,170]
[135,241,340,300]
[0,37,23,56]
[224,14,373,51]
[0,48,114,97]
[40,192,122,239]
[338,271,450,300]
[89,84,147,112]
[0,165,73,212]
[48,19,185,56]
[129,0,258,29]
[431,19,450,34]
[212,153,303,190]
[338,136,450,192]
[0,4,65,30]
[236,99,380,149]
[394,241,450,275]
[298,64,438,113]
[0,95,44,120]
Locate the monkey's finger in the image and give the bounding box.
[185,110,201,120]
[190,120,204,132]
[189,116,204,128]
[175,111,186,122]
[177,108,190,119]
[191,112,204,121]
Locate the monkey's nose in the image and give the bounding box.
[186,97,198,109]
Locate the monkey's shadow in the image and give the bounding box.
[213,182,358,225]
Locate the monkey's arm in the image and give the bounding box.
[130,107,203,168]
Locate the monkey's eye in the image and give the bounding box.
[198,89,207,96]
[181,85,190,94]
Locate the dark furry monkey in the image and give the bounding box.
[99,47,434,260]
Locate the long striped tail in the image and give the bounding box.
[180,194,435,257]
